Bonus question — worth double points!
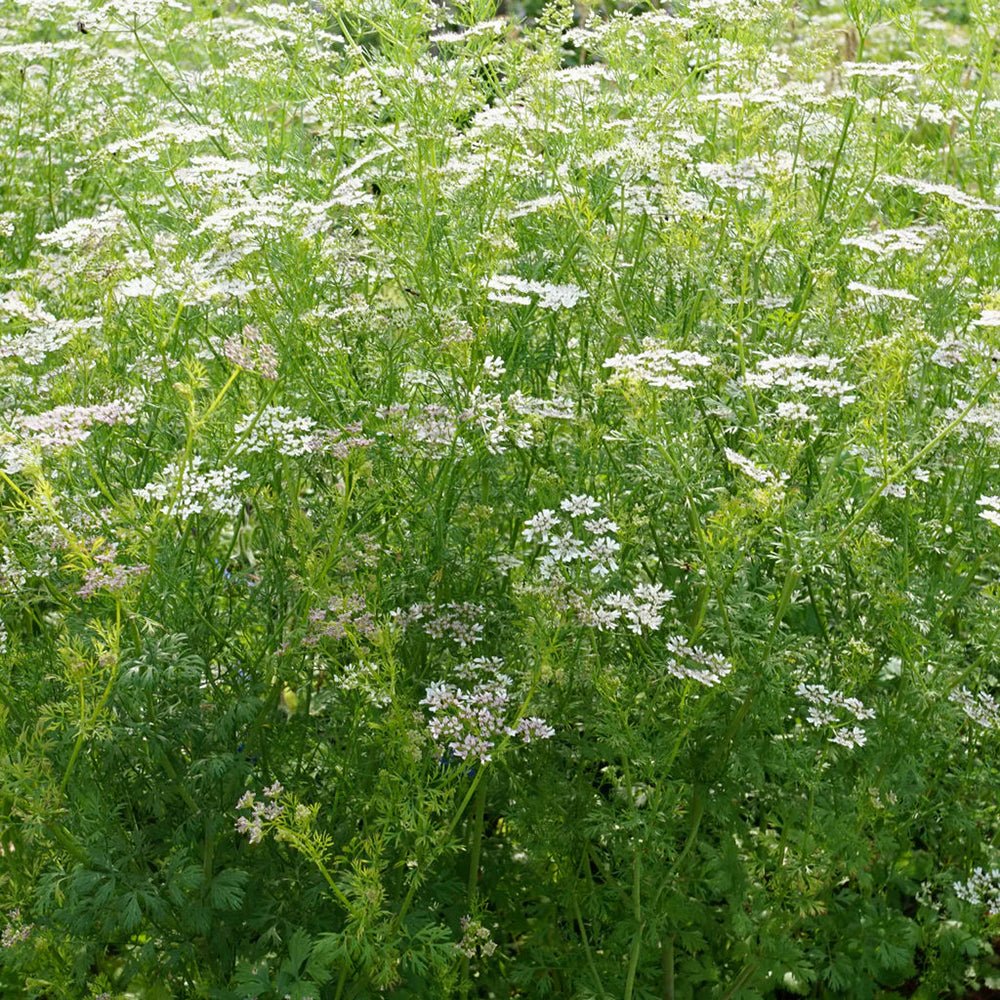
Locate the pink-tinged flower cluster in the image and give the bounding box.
[420,659,553,765]
[77,543,148,598]
[223,325,278,380]
[302,594,376,646]
[15,395,140,450]
[392,602,485,648]
[234,782,285,844]
[457,915,497,959]
[320,424,375,459]
[1,908,32,948]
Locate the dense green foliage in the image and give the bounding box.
[2,0,1000,996]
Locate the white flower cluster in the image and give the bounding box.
[114,258,257,307]
[420,658,553,764]
[0,547,27,596]
[457,915,497,959]
[482,355,506,380]
[521,498,675,633]
[234,406,320,457]
[696,158,761,195]
[977,495,1000,528]
[464,387,536,454]
[664,635,733,687]
[505,391,576,421]
[582,583,674,634]
[840,224,939,258]
[775,401,814,422]
[234,782,285,845]
[484,274,588,310]
[742,353,856,405]
[0,440,35,475]
[880,175,1000,217]
[0,317,100,365]
[34,207,129,253]
[949,686,1000,729]
[796,682,875,749]
[0,291,54,325]
[522,495,621,578]
[847,281,918,303]
[602,340,713,390]
[103,122,223,165]
[954,868,1000,912]
[724,448,781,485]
[931,339,968,369]
[946,404,1000,446]
[973,308,1000,328]
[688,0,784,24]
[134,455,249,519]
[332,659,391,707]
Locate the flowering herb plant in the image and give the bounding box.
[3,0,1000,996]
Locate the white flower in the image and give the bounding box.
[775,401,813,422]
[523,509,560,543]
[560,494,600,517]
[134,456,249,520]
[973,309,1000,327]
[724,448,775,484]
[482,355,506,380]
[847,281,918,302]
[829,726,867,749]
[485,275,588,310]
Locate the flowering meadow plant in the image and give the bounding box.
[3,0,1000,996]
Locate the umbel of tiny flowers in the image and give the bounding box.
[457,915,497,959]
[954,868,1000,913]
[1,907,32,948]
[977,494,1000,528]
[234,781,286,844]
[421,658,554,765]
[949,686,1000,729]
[521,496,621,579]
[134,455,249,520]
[664,636,733,687]
[795,683,875,749]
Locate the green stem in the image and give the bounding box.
[466,776,487,904]
[571,887,607,1000]
[662,936,675,1000]
[622,849,643,1000]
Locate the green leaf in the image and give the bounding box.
[282,928,312,978]
[208,869,248,911]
